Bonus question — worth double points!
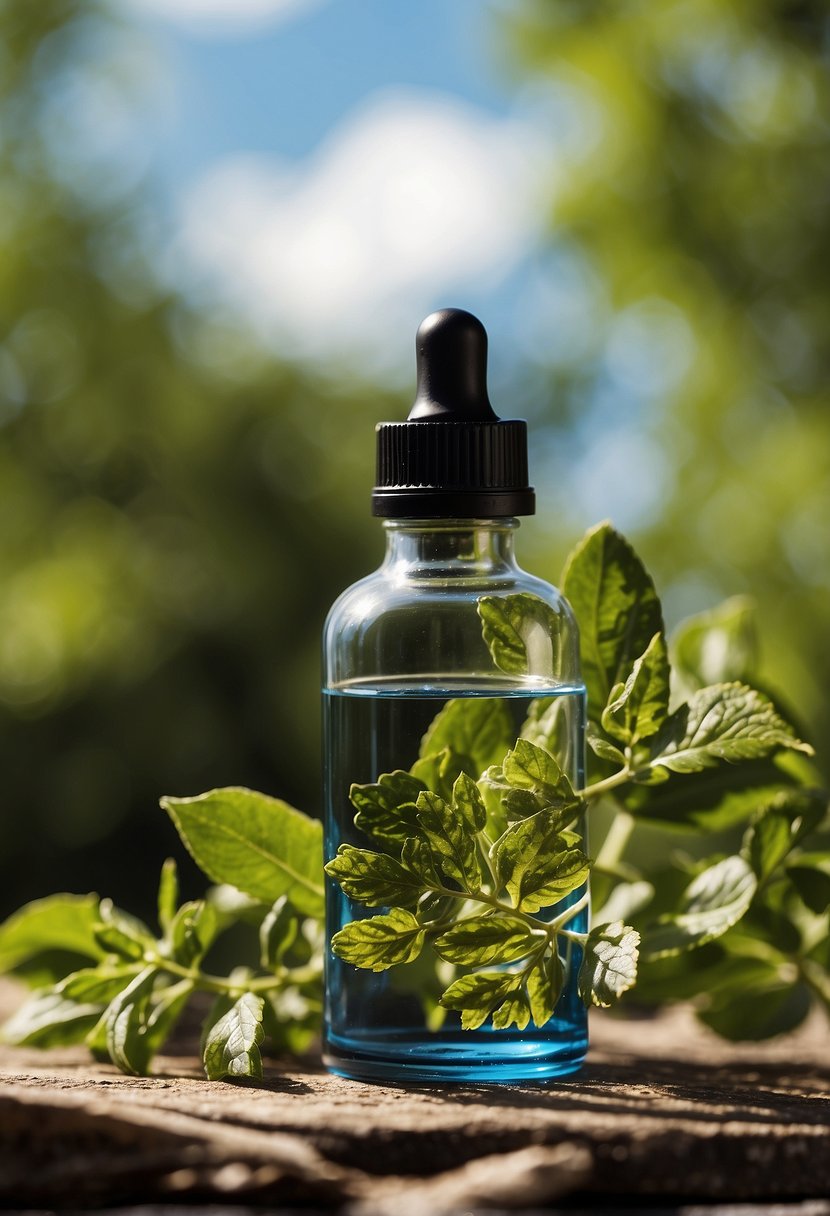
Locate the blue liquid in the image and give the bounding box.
[323,682,588,1084]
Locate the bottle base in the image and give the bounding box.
[323,1029,588,1084]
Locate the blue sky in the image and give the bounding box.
[143,0,512,178]
[90,0,672,535]
[114,0,550,377]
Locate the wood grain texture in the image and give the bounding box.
[0,985,827,1212]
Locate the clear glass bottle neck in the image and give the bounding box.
[380,519,520,579]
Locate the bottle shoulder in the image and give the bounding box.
[324,565,574,632]
[323,564,581,688]
[323,569,389,640]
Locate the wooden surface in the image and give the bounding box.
[0,984,828,1213]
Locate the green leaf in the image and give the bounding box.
[93,899,155,962]
[520,694,552,735]
[786,854,830,915]
[157,859,179,936]
[698,965,811,1041]
[724,899,801,958]
[789,792,830,843]
[167,900,218,967]
[642,856,758,959]
[492,987,532,1031]
[502,787,548,820]
[161,787,324,919]
[746,812,794,883]
[2,990,103,1048]
[60,965,144,1004]
[416,791,481,892]
[650,683,813,775]
[199,991,236,1056]
[417,891,456,923]
[259,895,299,969]
[324,845,427,907]
[410,747,469,802]
[85,1006,111,1063]
[578,921,640,1007]
[477,593,560,677]
[625,757,802,831]
[452,771,488,832]
[349,771,425,847]
[99,965,160,1076]
[434,914,538,966]
[142,980,193,1062]
[602,633,670,745]
[502,739,575,805]
[421,697,514,779]
[672,596,759,691]
[493,809,589,913]
[561,522,663,720]
[521,695,570,757]
[439,970,522,1030]
[526,951,564,1027]
[477,764,512,840]
[0,894,105,978]
[764,789,827,849]
[489,780,581,837]
[401,836,442,887]
[203,992,265,1081]
[586,724,626,767]
[331,909,425,972]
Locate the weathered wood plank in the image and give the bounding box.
[0,999,827,1211]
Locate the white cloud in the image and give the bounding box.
[169,90,549,372]
[123,0,326,38]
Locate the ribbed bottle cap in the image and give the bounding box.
[372,309,535,518]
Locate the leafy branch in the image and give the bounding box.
[0,521,827,1076]
[0,791,324,1080]
[326,746,602,1030]
[326,521,824,1038]
[564,524,827,1038]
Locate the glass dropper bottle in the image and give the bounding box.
[322,308,587,1082]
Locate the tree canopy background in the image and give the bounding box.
[1,0,827,919]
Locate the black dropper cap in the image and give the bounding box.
[372,309,535,518]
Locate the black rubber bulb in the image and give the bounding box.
[408,308,500,422]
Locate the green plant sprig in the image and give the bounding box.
[0,792,325,1081]
[325,522,824,1037]
[1,522,827,1076]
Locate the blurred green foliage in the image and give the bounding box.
[0,0,398,912]
[504,0,830,743]
[0,0,828,918]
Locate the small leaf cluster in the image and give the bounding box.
[0,790,324,1079]
[327,520,827,1040]
[326,695,633,1031]
[562,524,828,1039]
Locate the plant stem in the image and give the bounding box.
[477,835,499,889]
[431,883,545,935]
[560,927,588,944]
[149,955,318,996]
[548,890,589,932]
[422,914,462,937]
[428,878,589,943]
[579,768,632,802]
